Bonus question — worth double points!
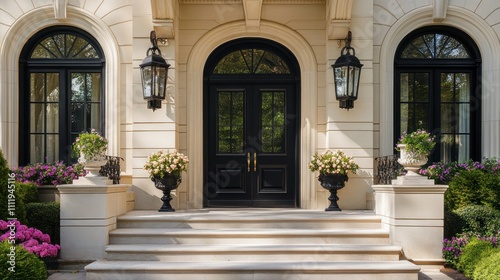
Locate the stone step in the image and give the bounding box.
[85,260,420,280]
[105,244,403,261]
[108,227,391,245]
[117,210,382,229]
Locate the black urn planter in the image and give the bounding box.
[318,173,348,211]
[152,175,181,212]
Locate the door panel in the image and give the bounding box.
[205,84,297,207]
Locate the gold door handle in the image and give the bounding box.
[254,153,257,172]
[247,153,250,172]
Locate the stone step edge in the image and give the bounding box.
[109,228,389,237]
[105,244,403,255]
[118,210,380,223]
[85,260,420,273]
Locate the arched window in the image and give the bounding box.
[19,26,105,165]
[395,27,481,163]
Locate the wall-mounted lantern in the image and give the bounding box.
[332,31,363,110]
[140,31,170,111]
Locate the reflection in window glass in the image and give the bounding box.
[261,91,285,153]
[214,49,290,74]
[217,91,244,153]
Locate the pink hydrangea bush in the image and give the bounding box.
[0,220,60,258]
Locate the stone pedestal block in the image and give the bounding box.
[373,175,448,264]
[57,176,131,262]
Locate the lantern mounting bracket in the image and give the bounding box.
[147,31,162,57]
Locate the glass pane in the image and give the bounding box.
[400,104,409,134]
[141,67,152,98]
[458,104,470,133]
[90,104,101,131]
[456,73,470,102]
[440,134,454,164]
[71,73,86,102]
[256,51,290,74]
[414,73,429,102]
[46,134,59,163]
[214,49,290,74]
[214,51,250,74]
[46,73,59,101]
[31,34,100,59]
[30,134,44,163]
[458,135,470,162]
[46,103,59,133]
[414,103,428,129]
[86,73,101,102]
[335,67,347,97]
[217,91,244,153]
[400,33,470,59]
[71,103,85,133]
[441,73,454,102]
[30,73,45,102]
[30,104,44,133]
[400,73,410,102]
[441,104,454,133]
[261,91,285,153]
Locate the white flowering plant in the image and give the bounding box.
[144,150,189,178]
[72,129,108,162]
[309,150,359,176]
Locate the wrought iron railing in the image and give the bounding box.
[99,156,124,184]
[374,155,404,185]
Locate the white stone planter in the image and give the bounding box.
[397,144,428,176]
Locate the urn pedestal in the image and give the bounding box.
[318,173,348,211]
[152,175,181,212]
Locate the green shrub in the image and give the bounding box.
[26,202,61,245]
[0,150,39,225]
[457,238,495,278]
[445,169,487,211]
[473,248,500,280]
[0,240,47,280]
[444,209,465,239]
[482,172,500,211]
[454,205,500,236]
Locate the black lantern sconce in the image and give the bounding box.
[332,31,363,110]
[140,31,171,111]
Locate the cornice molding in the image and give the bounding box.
[328,0,353,40]
[180,0,325,4]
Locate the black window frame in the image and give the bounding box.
[19,26,105,165]
[394,26,482,163]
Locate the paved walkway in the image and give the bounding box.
[48,267,468,280]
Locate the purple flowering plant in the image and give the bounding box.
[0,220,60,258]
[443,233,499,269]
[420,158,500,184]
[13,161,86,186]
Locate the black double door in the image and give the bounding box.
[204,84,299,207]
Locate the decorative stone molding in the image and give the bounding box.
[328,0,353,39]
[432,0,448,22]
[54,0,68,20]
[151,0,175,39]
[243,0,263,31]
[186,21,318,209]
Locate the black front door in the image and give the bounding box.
[205,84,298,207]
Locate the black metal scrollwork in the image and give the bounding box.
[374,155,404,185]
[99,156,124,184]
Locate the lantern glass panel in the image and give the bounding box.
[334,66,348,98]
[141,66,152,99]
[155,67,167,99]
